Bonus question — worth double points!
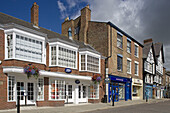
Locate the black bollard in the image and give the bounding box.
[17,96,20,113]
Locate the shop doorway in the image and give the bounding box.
[16,82,35,105]
[78,85,87,103]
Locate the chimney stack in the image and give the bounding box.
[144,38,153,44]
[31,2,39,26]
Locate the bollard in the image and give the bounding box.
[17,96,20,113]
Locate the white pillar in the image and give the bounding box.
[74,85,79,104]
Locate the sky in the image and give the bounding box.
[0,0,170,70]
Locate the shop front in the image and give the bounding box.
[132,78,143,100]
[144,84,153,99]
[108,75,132,102]
[3,67,100,107]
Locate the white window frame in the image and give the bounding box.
[37,78,44,101]
[88,83,99,99]
[4,28,46,64]
[127,40,131,53]
[134,43,139,57]
[49,78,66,101]
[79,51,101,73]
[7,75,16,102]
[134,61,139,76]
[49,42,78,69]
[127,58,131,74]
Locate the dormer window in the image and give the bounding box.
[68,27,72,39]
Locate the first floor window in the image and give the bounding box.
[117,55,123,71]
[88,84,99,99]
[127,40,131,53]
[50,79,66,100]
[8,76,15,101]
[7,34,13,58]
[135,45,138,57]
[127,59,131,74]
[135,62,139,75]
[80,54,100,73]
[51,46,57,65]
[37,78,44,100]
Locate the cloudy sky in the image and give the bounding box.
[0,0,170,70]
[57,0,170,70]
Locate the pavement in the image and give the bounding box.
[0,98,170,113]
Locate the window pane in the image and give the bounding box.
[87,55,99,72]
[88,84,99,99]
[117,56,122,71]
[8,76,15,101]
[37,78,44,100]
[117,33,123,48]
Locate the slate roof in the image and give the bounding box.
[0,12,100,54]
[143,42,152,59]
[153,42,165,63]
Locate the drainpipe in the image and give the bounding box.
[103,56,111,103]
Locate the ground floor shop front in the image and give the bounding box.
[1,67,102,110]
[144,84,153,99]
[108,75,132,102]
[132,78,143,100]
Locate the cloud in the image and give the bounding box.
[57,1,67,19]
[85,0,170,70]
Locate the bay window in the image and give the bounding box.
[88,84,99,99]
[6,32,45,64]
[80,53,100,73]
[8,76,15,101]
[50,45,77,69]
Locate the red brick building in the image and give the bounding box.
[62,5,143,102]
[0,3,105,110]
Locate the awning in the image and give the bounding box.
[3,66,92,81]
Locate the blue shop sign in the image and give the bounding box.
[109,75,130,83]
[65,68,72,73]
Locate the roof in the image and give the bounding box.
[107,21,143,47]
[143,42,152,59]
[153,42,165,63]
[0,12,100,54]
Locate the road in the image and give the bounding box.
[83,100,170,113]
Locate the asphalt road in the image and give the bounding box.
[83,100,170,113]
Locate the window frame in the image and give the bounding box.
[7,75,16,102]
[79,51,101,73]
[88,83,99,99]
[134,43,139,57]
[37,78,44,101]
[117,55,123,71]
[49,42,78,69]
[5,29,46,64]
[135,61,139,76]
[127,39,131,53]
[117,32,123,49]
[127,58,131,74]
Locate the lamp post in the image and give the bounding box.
[103,56,111,103]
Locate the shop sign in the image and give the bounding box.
[65,68,72,73]
[75,79,80,84]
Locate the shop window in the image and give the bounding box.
[117,55,123,71]
[119,83,125,100]
[8,76,15,101]
[132,86,139,97]
[127,40,131,53]
[117,33,123,49]
[50,79,66,100]
[80,54,100,73]
[88,84,99,99]
[37,78,44,100]
[83,86,86,98]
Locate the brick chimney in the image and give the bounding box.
[79,4,91,43]
[31,2,39,26]
[144,38,153,44]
